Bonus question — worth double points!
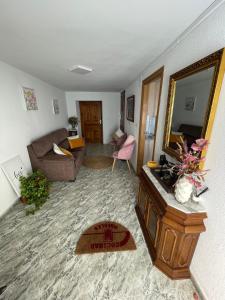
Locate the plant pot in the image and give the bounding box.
[20,196,27,204]
[174,176,193,204]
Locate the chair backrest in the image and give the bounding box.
[122,135,135,147]
[117,135,135,160]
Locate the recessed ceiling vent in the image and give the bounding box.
[69,65,93,75]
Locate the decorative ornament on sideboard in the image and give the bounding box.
[172,138,209,204]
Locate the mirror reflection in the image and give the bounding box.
[169,66,215,150]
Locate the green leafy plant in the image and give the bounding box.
[68,116,78,129]
[20,170,50,215]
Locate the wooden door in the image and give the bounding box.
[137,67,164,174]
[120,90,125,132]
[79,101,103,143]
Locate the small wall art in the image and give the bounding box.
[23,87,38,111]
[53,99,60,114]
[127,95,135,122]
[185,96,196,111]
[1,155,28,197]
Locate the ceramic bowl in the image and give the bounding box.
[147,161,158,169]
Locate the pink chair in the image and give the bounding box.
[112,135,135,173]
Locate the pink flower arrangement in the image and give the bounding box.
[174,138,209,188]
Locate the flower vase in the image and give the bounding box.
[174,176,193,204]
[192,193,200,203]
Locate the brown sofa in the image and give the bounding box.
[27,128,85,181]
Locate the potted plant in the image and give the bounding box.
[20,170,50,215]
[68,116,78,129]
[171,138,209,203]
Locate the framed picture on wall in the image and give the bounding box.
[1,155,28,197]
[22,87,38,111]
[185,96,196,111]
[53,99,60,114]
[127,95,135,122]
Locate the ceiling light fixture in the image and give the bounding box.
[69,65,93,75]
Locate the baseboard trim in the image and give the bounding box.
[0,197,19,219]
[191,273,207,300]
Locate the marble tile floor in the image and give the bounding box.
[0,144,199,300]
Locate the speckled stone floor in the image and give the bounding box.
[0,144,198,300]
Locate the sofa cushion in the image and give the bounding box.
[68,137,85,149]
[32,128,68,158]
[59,139,70,150]
[41,150,74,161]
[52,128,68,144]
[32,134,54,158]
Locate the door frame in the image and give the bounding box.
[79,100,103,144]
[120,90,125,132]
[137,67,164,174]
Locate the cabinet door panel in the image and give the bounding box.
[146,203,159,247]
[138,183,148,220]
[160,225,178,266]
[176,234,198,267]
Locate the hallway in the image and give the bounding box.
[0,145,197,300]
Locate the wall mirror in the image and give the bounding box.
[163,49,225,160]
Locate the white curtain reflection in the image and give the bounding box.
[145,115,155,138]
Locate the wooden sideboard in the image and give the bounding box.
[136,166,207,279]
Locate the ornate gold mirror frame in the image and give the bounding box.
[163,48,225,161]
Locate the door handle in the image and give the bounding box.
[99,120,102,125]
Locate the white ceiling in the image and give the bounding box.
[0,0,216,91]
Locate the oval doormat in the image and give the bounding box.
[75,221,136,254]
[83,155,113,169]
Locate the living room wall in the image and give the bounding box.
[124,3,225,299]
[66,91,120,144]
[0,61,68,217]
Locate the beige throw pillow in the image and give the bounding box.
[53,143,73,157]
[115,128,124,138]
[53,143,65,155]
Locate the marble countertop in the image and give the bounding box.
[142,165,206,214]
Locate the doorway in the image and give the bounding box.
[137,67,164,174]
[79,101,103,143]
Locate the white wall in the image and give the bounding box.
[124,3,225,299]
[0,61,68,217]
[66,92,120,144]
